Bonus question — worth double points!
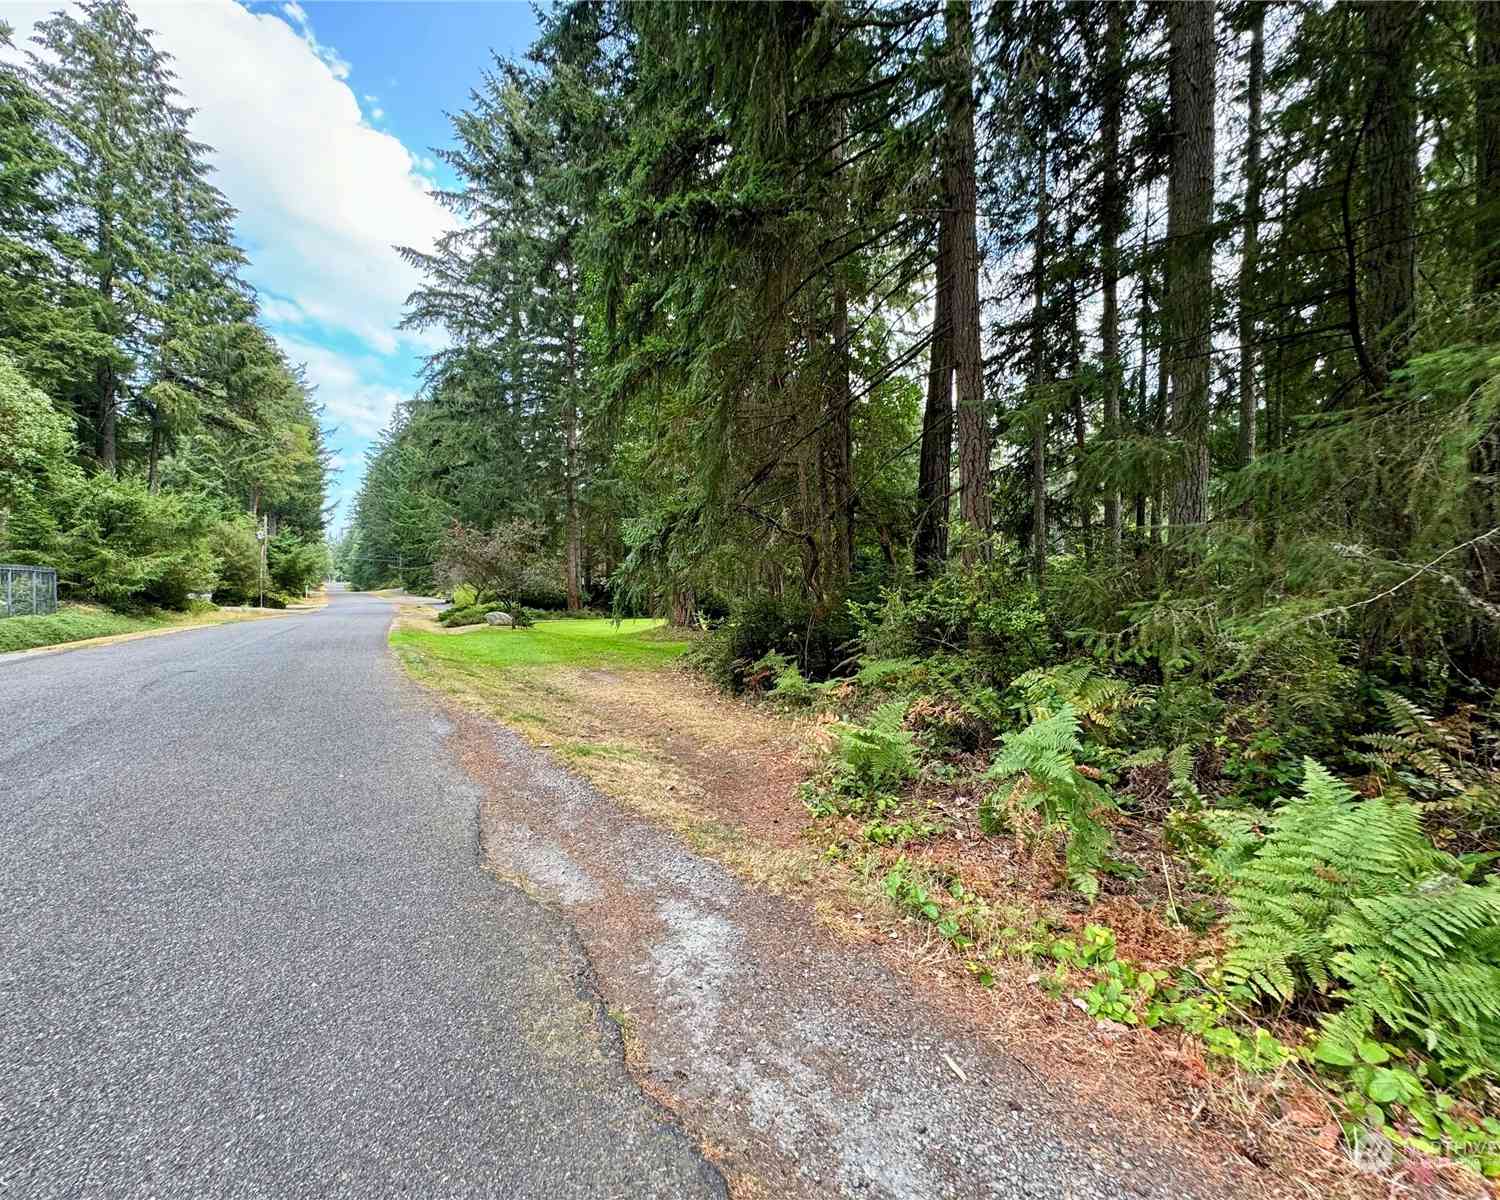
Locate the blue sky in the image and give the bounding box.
[5,0,541,530]
[293,2,536,176]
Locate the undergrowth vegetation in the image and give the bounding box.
[695,556,1500,1181]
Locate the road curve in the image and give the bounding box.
[0,588,722,1199]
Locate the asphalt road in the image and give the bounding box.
[0,588,723,1199]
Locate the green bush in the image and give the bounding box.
[208,518,261,604]
[49,474,218,609]
[268,531,327,594]
[439,603,537,629]
[0,352,79,548]
[439,604,488,627]
[692,594,855,691]
[850,560,1053,685]
[513,579,569,610]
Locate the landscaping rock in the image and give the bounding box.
[484,611,514,627]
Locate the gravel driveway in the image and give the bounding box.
[0,587,721,1199]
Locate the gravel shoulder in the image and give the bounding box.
[444,699,1265,1200]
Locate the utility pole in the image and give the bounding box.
[257,514,268,609]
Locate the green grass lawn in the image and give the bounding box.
[392,616,688,673]
[0,604,180,653]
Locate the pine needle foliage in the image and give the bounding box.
[1222,759,1500,1073]
[983,704,1118,899]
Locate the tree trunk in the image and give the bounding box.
[915,211,955,576]
[1359,0,1418,395]
[96,362,117,474]
[1100,0,1125,556]
[1473,1,1500,615]
[1030,119,1049,586]
[563,279,583,612]
[1236,3,1265,477]
[1479,0,1500,299]
[1166,0,1216,537]
[93,208,117,474]
[1068,248,1092,564]
[147,410,162,494]
[1151,234,1170,549]
[796,434,820,598]
[946,0,989,561]
[820,269,854,592]
[1134,185,1154,538]
[669,585,696,628]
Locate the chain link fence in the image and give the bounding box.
[1,565,58,618]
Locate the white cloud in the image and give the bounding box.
[257,295,307,327]
[277,335,405,439]
[372,106,384,120]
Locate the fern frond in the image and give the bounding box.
[1222,758,1500,1072]
[985,705,1118,900]
[1010,660,1150,738]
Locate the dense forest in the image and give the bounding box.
[0,3,328,610]
[343,0,1500,1176]
[346,0,1500,687]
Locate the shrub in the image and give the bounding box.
[0,352,78,547]
[747,650,833,708]
[435,519,563,609]
[439,604,535,629]
[850,560,1053,684]
[513,579,569,610]
[208,519,261,604]
[695,594,855,691]
[52,475,218,609]
[267,532,327,594]
[1220,759,1500,1075]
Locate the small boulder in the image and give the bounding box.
[484,610,514,627]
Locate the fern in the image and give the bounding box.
[1319,881,1500,1071]
[983,704,1117,899]
[1355,690,1467,798]
[1196,806,1266,886]
[1010,660,1149,739]
[853,657,921,690]
[831,700,918,792]
[1124,741,1204,807]
[1222,758,1500,1073]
